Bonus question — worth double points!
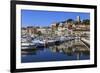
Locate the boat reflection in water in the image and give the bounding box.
[21,38,90,63]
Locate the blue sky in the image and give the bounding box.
[21,10,90,27]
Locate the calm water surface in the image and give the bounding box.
[21,39,90,63]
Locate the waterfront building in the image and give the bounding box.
[51,21,74,36]
[27,26,37,37]
[57,22,69,36]
[21,27,27,35]
[73,26,90,37]
[51,23,59,31]
[37,28,46,34]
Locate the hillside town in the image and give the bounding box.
[21,16,90,51]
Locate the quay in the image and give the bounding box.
[80,38,90,48]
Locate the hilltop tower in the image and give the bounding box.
[77,16,80,23]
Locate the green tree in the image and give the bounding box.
[37,31,42,36]
[82,19,90,25]
[67,19,74,23]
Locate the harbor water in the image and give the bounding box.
[21,38,90,63]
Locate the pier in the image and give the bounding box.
[80,38,90,48]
